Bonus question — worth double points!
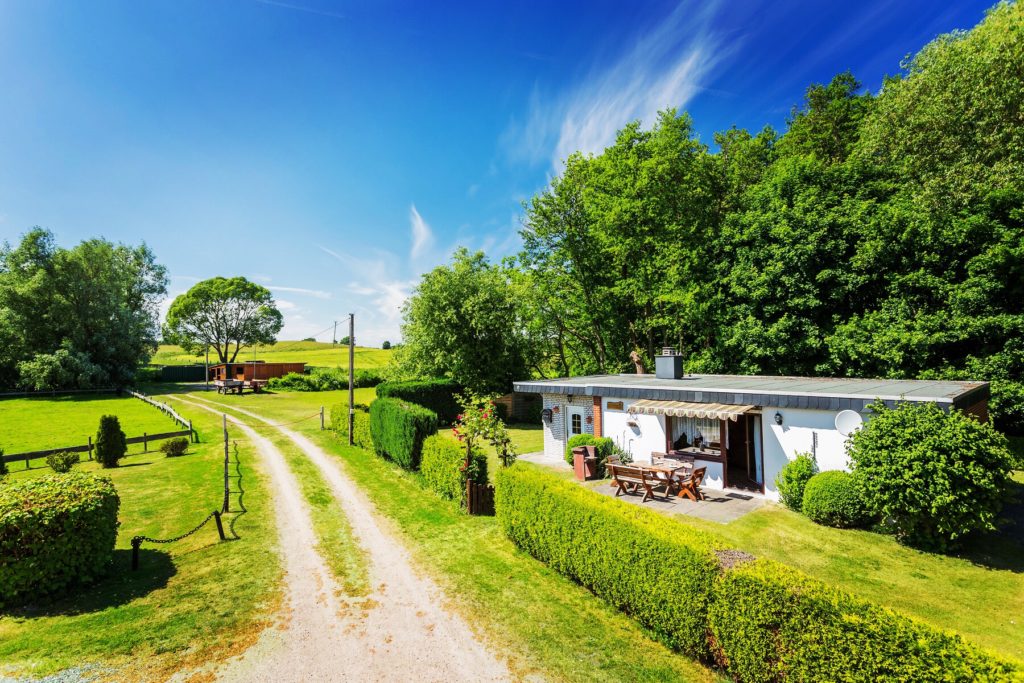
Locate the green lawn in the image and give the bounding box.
[0,394,183,456]
[0,399,282,680]
[192,389,722,681]
[153,340,393,369]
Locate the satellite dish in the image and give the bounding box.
[835,410,863,437]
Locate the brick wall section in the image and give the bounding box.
[962,399,989,424]
[541,393,596,460]
[593,396,602,437]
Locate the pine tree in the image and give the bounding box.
[95,415,127,468]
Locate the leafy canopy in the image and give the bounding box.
[163,276,283,363]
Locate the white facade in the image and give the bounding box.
[541,392,861,501]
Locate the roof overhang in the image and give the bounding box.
[628,399,756,422]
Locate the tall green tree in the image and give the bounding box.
[393,248,528,394]
[163,277,284,363]
[0,228,168,389]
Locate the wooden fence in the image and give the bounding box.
[128,390,193,433]
[466,480,495,516]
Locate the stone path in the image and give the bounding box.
[173,396,510,683]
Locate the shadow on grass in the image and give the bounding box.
[227,443,247,540]
[958,477,1024,572]
[2,548,176,618]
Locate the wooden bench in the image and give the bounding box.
[609,464,668,503]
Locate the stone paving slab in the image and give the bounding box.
[587,480,768,523]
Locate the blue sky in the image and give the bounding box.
[0,0,994,346]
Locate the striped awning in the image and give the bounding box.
[627,399,755,422]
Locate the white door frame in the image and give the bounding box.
[565,405,585,441]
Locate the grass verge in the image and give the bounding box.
[0,402,281,681]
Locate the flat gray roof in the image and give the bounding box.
[513,374,988,412]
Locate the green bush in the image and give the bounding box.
[0,472,120,607]
[420,434,488,505]
[775,452,816,511]
[990,379,1024,435]
[159,437,189,457]
[801,470,869,528]
[376,378,461,424]
[268,368,385,392]
[94,415,127,468]
[848,401,1014,551]
[495,464,723,657]
[368,398,438,470]
[329,403,373,450]
[708,558,1017,682]
[45,451,80,473]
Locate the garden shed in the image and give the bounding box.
[513,349,989,500]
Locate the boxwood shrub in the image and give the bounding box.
[708,558,1016,682]
[45,451,80,473]
[0,472,120,607]
[420,434,488,505]
[774,451,816,512]
[495,463,723,658]
[802,470,869,528]
[369,398,438,470]
[375,378,461,424]
[330,403,373,450]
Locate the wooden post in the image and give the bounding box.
[131,537,141,570]
[88,435,93,460]
[320,406,325,431]
[348,313,355,446]
[143,433,147,453]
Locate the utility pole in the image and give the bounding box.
[205,345,209,391]
[333,320,337,345]
[348,313,355,445]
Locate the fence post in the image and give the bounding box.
[213,511,226,541]
[223,416,230,513]
[88,436,93,460]
[143,433,148,453]
[131,537,141,570]
[190,419,195,443]
[320,406,324,431]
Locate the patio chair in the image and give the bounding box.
[674,466,706,502]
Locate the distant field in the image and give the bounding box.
[152,341,393,369]
[0,395,180,455]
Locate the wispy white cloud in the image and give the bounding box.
[275,299,297,310]
[268,285,331,299]
[250,0,346,21]
[502,1,728,170]
[409,204,434,260]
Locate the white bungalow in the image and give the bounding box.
[513,349,989,500]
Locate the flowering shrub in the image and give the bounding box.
[451,393,517,468]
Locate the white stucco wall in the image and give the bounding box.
[760,407,857,500]
[602,397,665,465]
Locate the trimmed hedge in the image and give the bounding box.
[369,398,438,470]
[420,434,488,505]
[268,368,385,392]
[160,437,189,457]
[708,558,1016,682]
[563,434,613,464]
[329,403,373,450]
[0,472,120,607]
[495,463,723,657]
[375,379,461,424]
[802,470,869,528]
[495,465,1019,681]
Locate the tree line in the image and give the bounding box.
[396,3,1024,432]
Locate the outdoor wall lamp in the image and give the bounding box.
[774,412,784,426]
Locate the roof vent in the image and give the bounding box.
[655,347,684,379]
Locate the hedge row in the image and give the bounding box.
[0,472,120,607]
[269,368,384,392]
[368,398,438,470]
[375,379,461,424]
[495,463,723,657]
[329,403,373,450]
[420,434,488,505]
[495,464,1018,681]
[708,559,1017,682]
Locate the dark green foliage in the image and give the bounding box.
[0,229,168,390]
[775,452,816,512]
[848,402,1014,551]
[159,437,189,457]
[382,340,391,350]
[94,414,127,468]
[708,559,1017,682]
[495,464,722,657]
[420,434,488,506]
[45,451,80,473]
[329,403,372,450]
[375,378,461,424]
[268,368,384,392]
[801,470,869,528]
[0,449,7,478]
[0,472,120,607]
[368,398,438,470]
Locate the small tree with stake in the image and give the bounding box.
[95,415,127,468]
[451,393,518,484]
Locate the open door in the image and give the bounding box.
[725,414,763,493]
